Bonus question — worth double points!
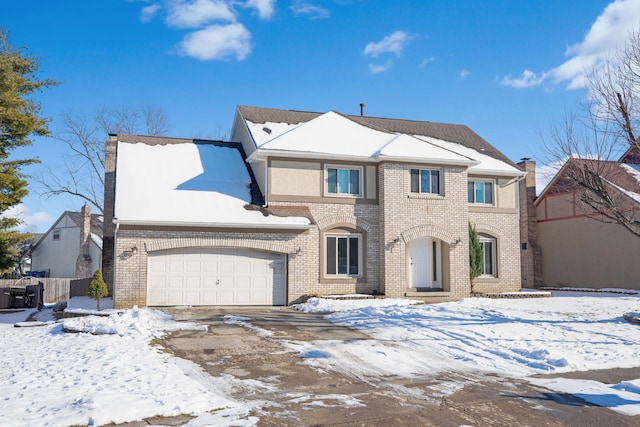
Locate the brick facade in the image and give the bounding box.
[112,160,523,308]
[517,160,543,288]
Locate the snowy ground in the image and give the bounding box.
[290,290,640,416]
[1,290,639,426]
[0,298,258,427]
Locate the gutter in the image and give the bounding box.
[247,148,480,167]
[112,218,314,230]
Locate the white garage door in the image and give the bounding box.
[147,247,286,306]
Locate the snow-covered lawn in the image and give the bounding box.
[291,291,640,416]
[0,299,257,427]
[1,290,640,425]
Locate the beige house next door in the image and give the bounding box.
[409,237,442,289]
[147,247,287,306]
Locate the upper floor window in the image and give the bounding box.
[52,229,61,241]
[326,166,362,197]
[468,180,494,205]
[479,236,497,277]
[411,168,440,194]
[325,233,361,277]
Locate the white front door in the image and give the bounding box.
[409,237,442,289]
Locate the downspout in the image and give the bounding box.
[262,158,269,207]
[113,220,120,303]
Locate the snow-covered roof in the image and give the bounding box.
[412,135,524,176]
[248,111,478,166]
[240,106,521,175]
[114,139,311,228]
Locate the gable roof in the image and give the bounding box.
[535,158,640,206]
[250,111,476,166]
[238,105,517,167]
[113,134,311,228]
[237,105,522,176]
[32,210,104,250]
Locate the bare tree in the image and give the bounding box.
[544,30,640,238]
[36,106,169,214]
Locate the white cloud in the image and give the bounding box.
[369,61,392,74]
[419,56,435,68]
[178,23,252,60]
[166,0,236,28]
[501,0,640,89]
[290,1,330,19]
[363,31,411,58]
[501,69,549,88]
[140,3,162,22]
[459,69,470,79]
[3,204,53,232]
[245,0,276,19]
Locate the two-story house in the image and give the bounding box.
[105,106,524,308]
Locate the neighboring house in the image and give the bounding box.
[30,204,103,278]
[105,106,525,309]
[525,147,640,290]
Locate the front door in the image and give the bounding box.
[409,237,442,289]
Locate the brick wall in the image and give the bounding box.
[379,163,471,299]
[517,160,544,288]
[113,228,308,308]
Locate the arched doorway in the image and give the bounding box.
[409,237,442,289]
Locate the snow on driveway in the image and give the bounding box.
[291,292,640,415]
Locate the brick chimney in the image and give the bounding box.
[75,203,93,278]
[517,159,543,288]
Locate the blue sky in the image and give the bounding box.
[3,0,639,232]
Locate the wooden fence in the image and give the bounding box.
[0,277,92,304]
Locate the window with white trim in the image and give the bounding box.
[325,166,362,197]
[410,168,441,194]
[468,180,494,205]
[325,233,361,277]
[479,236,497,277]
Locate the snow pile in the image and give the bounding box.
[291,296,422,313]
[62,307,206,337]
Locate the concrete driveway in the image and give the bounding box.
[156,306,639,427]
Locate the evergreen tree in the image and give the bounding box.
[0,29,56,270]
[469,223,483,294]
[87,269,108,311]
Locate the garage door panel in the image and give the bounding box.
[147,247,286,306]
[186,261,202,273]
[168,260,185,273]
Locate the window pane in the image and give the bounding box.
[475,182,484,203]
[483,241,494,275]
[338,169,349,194]
[328,168,337,193]
[420,170,430,193]
[431,170,440,194]
[337,237,348,274]
[432,240,437,281]
[410,169,419,193]
[484,182,493,204]
[349,237,359,275]
[349,169,360,195]
[326,237,336,274]
[468,182,474,202]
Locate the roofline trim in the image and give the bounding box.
[113,218,314,230]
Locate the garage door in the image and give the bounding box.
[147,247,286,306]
